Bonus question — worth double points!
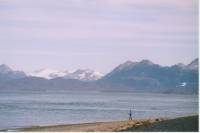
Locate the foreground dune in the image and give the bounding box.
[3,115,198,132]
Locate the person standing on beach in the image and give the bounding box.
[129,109,132,120]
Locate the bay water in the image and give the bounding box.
[0,91,198,129]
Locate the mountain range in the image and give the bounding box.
[99,59,198,94]
[0,58,198,94]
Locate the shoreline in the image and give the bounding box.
[2,115,198,132]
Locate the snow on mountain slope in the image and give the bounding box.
[64,69,103,81]
[28,68,103,80]
[28,68,69,79]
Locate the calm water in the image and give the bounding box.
[0,91,198,129]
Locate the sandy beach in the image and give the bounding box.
[3,115,198,132]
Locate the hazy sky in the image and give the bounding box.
[0,0,198,73]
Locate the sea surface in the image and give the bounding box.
[0,91,198,129]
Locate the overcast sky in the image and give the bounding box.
[0,0,198,73]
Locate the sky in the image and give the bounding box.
[0,0,198,73]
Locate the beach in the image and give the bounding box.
[4,115,198,132]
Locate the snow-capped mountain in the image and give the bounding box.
[28,68,103,81]
[28,68,69,79]
[64,69,103,81]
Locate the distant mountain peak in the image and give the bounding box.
[64,68,103,81]
[0,64,12,73]
[187,58,198,70]
[113,59,155,73]
[0,64,26,79]
[74,68,93,73]
[176,63,185,66]
[140,59,154,65]
[173,63,186,69]
[124,60,133,65]
[115,60,135,71]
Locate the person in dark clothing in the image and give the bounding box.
[129,109,132,120]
